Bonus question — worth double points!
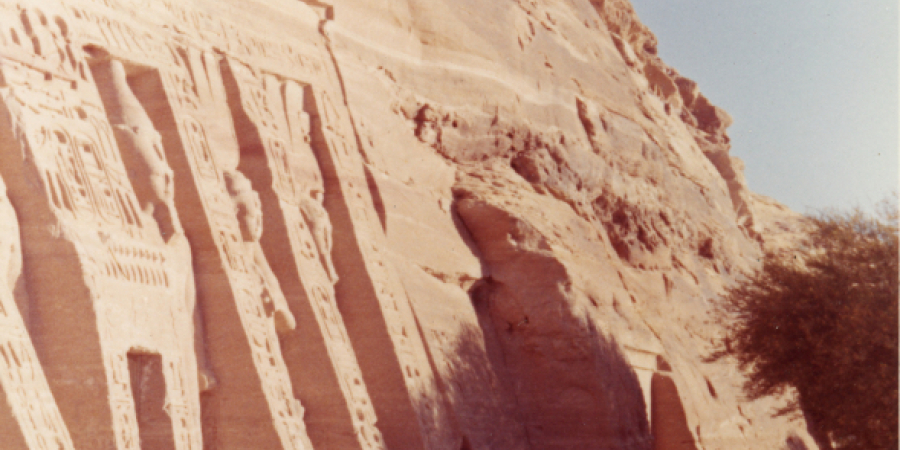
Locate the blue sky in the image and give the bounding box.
[628,0,898,214]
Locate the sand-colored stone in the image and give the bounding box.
[0,176,75,450]
[0,1,820,449]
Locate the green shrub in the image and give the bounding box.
[712,200,898,450]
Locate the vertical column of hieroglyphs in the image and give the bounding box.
[61,1,315,448]
[221,57,385,450]
[208,9,457,447]
[170,2,457,444]
[0,2,202,450]
[156,46,313,450]
[151,2,457,446]
[0,168,75,449]
[90,52,205,450]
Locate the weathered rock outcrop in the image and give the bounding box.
[0,1,815,449]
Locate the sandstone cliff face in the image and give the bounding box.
[0,1,814,449]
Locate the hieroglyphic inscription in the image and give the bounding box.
[310,285,384,447]
[223,55,384,449]
[1,72,195,447]
[307,84,458,447]
[0,5,82,82]
[0,3,146,243]
[61,4,311,438]
[163,356,198,449]
[106,352,140,450]
[152,38,312,449]
[2,0,449,448]
[0,338,74,450]
[0,4,202,450]
[67,0,328,83]
[72,1,413,443]
[0,66,141,240]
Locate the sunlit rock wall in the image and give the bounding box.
[0,1,815,449]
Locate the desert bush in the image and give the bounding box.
[711,200,898,450]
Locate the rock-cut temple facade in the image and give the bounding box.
[0,1,819,449]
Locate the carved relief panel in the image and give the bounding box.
[0,4,201,450]
[51,3,314,443]
[151,39,313,450]
[0,0,456,449]
[222,55,386,450]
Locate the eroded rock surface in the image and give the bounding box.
[0,1,815,449]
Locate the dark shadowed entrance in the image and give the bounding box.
[128,352,176,450]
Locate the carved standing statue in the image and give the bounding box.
[224,169,296,332]
[281,81,339,285]
[95,57,217,392]
[298,190,339,284]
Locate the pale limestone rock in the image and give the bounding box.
[0,1,818,450]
